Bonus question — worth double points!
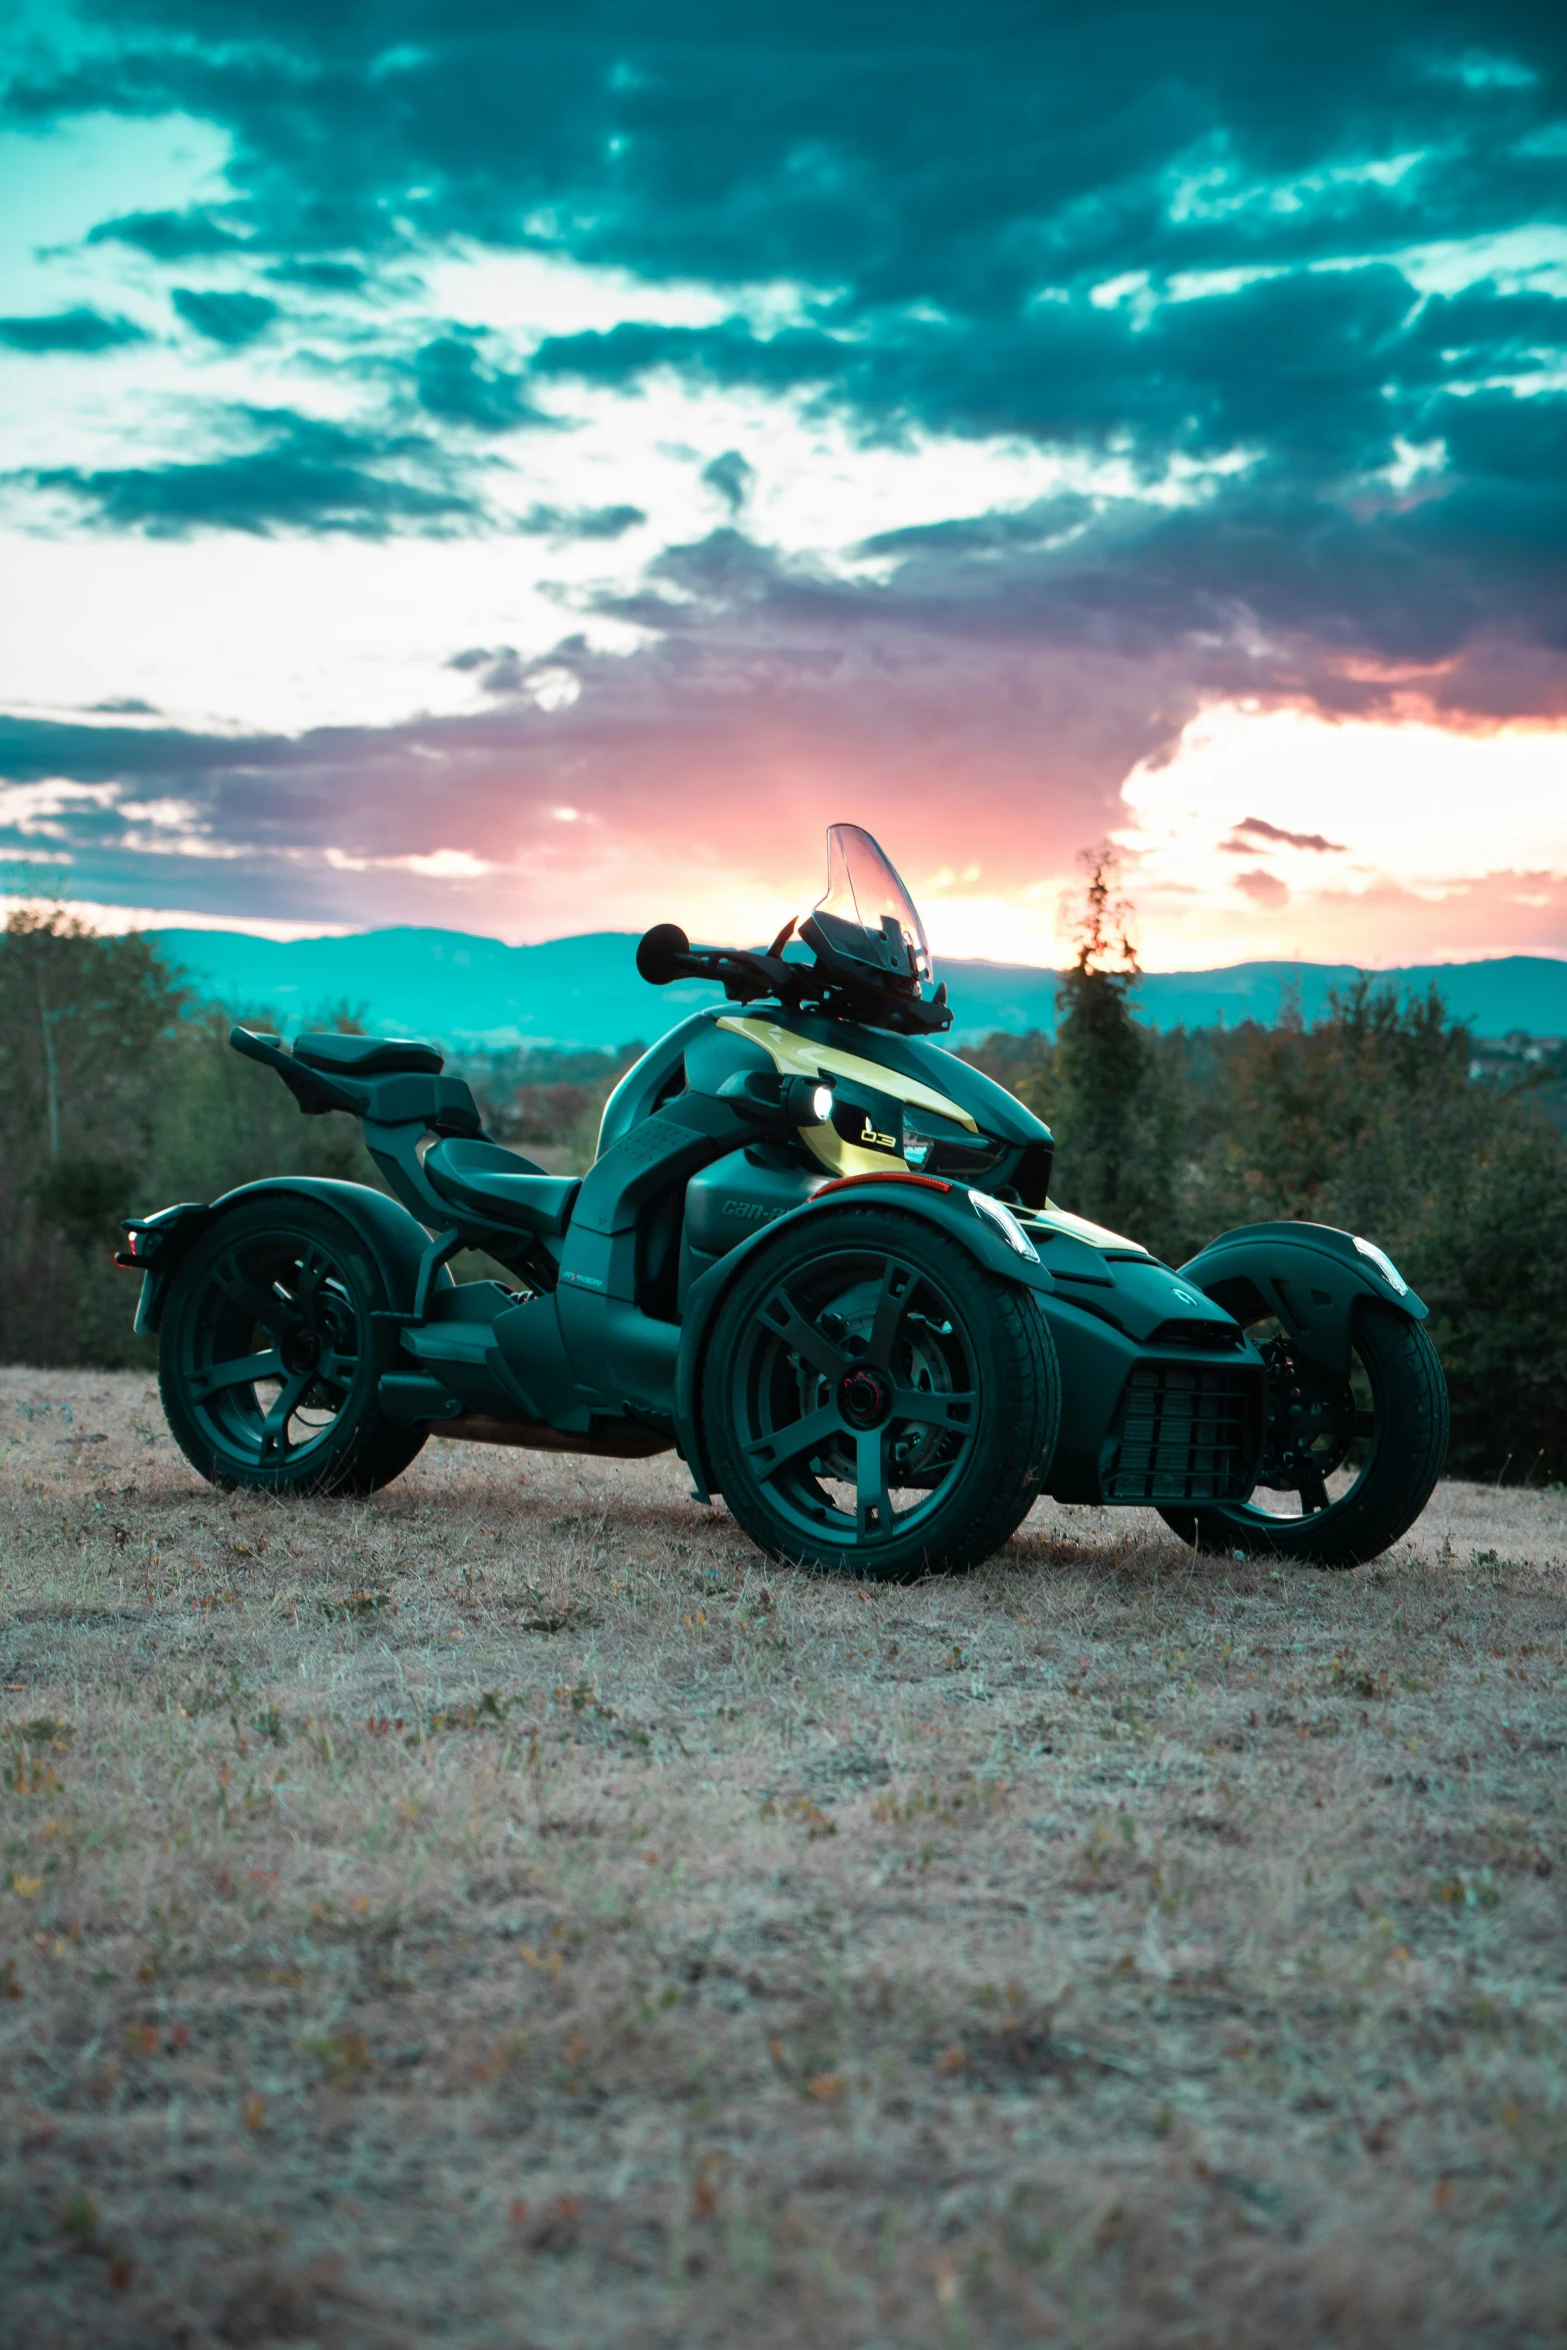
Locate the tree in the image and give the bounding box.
[1046,851,1179,1250]
[0,912,187,1362]
[1180,976,1567,1481]
[0,909,383,1367]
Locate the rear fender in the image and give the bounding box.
[673,1173,1058,1501]
[120,1177,444,1336]
[1178,1219,1427,1380]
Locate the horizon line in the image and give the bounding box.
[4,893,1566,976]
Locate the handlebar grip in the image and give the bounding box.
[636,923,692,985]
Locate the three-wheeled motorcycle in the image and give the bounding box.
[118,826,1447,1577]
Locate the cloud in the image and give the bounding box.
[701,449,755,515]
[15,409,479,538]
[0,308,145,354]
[519,503,645,539]
[0,584,1188,934]
[1,0,1564,947]
[265,258,369,293]
[1233,867,1290,907]
[1226,815,1348,853]
[413,336,556,431]
[171,287,279,346]
[87,208,251,260]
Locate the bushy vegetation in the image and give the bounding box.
[1,896,1562,1478]
[963,861,1567,1483]
[0,912,638,1370]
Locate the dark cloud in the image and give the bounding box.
[701,449,755,515]
[15,410,478,538]
[86,208,250,260]
[264,258,369,292]
[528,265,1449,478]
[1226,816,1348,853]
[520,503,645,539]
[29,1,1563,300]
[171,287,279,346]
[0,307,145,353]
[531,320,842,401]
[1,0,1562,769]
[860,497,1095,559]
[0,580,1193,931]
[413,336,555,431]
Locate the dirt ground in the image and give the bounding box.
[0,1368,1563,2350]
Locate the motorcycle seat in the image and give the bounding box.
[294,1032,445,1077]
[422,1137,580,1236]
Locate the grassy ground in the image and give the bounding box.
[1,1369,1563,2350]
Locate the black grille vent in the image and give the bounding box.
[1147,1317,1245,1350]
[1104,1363,1260,1503]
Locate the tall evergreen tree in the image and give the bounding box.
[1048,852,1178,1250]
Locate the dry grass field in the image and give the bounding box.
[1,1367,1563,2350]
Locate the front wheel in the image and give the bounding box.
[159,1197,427,1495]
[701,1207,1061,1580]
[1159,1299,1447,1568]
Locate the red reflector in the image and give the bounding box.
[811,1172,953,1199]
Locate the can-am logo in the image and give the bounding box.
[721,1200,776,1222]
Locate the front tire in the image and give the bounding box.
[1159,1299,1447,1568]
[702,1208,1060,1580]
[159,1197,426,1495]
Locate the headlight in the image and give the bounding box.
[970,1189,1039,1261]
[780,1075,836,1125]
[1353,1235,1408,1295]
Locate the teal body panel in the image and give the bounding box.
[1179,1220,1427,1378]
[670,1174,1257,1505]
[597,1006,1052,1190]
[129,1176,447,1335]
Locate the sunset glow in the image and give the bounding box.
[0,8,1562,968]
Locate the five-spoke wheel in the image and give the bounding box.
[159,1199,425,1494]
[1159,1298,1448,1568]
[702,1208,1060,1578]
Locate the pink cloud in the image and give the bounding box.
[1232,867,1290,908]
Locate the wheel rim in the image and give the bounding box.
[1229,1316,1379,1525]
[726,1245,982,1552]
[177,1227,367,1473]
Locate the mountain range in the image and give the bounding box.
[147,926,1567,1054]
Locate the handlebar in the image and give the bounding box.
[634,920,953,1033]
[634,923,798,1005]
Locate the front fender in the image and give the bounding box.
[674,1173,1057,1501]
[122,1178,444,1335]
[1179,1219,1427,1380]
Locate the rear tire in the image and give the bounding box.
[702,1207,1060,1580]
[159,1197,426,1495]
[1159,1301,1447,1569]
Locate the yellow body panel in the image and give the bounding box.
[1032,1200,1141,1252]
[716,1014,982,1178]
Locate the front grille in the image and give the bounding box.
[1146,1317,1245,1350]
[1103,1362,1260,1503]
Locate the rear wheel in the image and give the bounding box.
[1159,1300,1447,1568]
[702,1208,1060,1580]
[159,1198,426,1495]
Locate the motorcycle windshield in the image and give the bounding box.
[812,824,933,986]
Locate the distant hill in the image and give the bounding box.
[147,925,1567,1053]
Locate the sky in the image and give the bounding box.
[0,0,1563,970]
